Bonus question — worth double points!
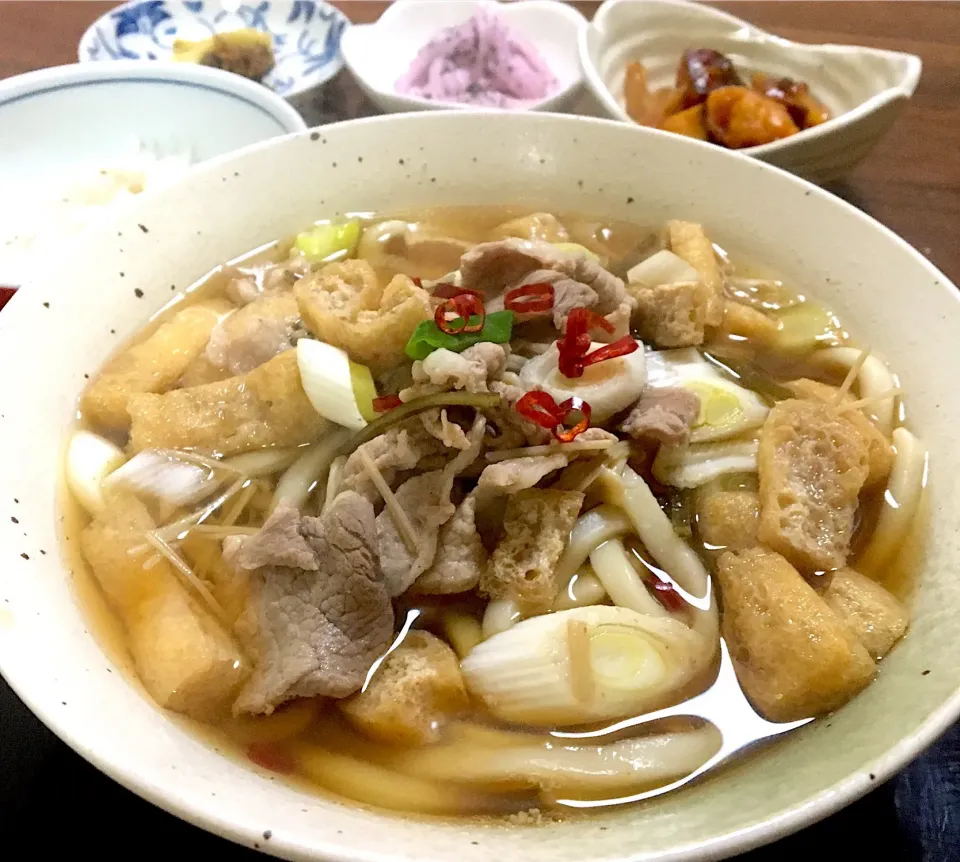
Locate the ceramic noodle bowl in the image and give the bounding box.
[0,112,957,862]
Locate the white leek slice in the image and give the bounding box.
[104,449,218,507]
[66,430,126,514]
[772,301,843,354]
[461,606,712,726]
[297,338,375,430]
[627,249,699,287]
[646,348,768,442]
[653,439,759,489]
[519,341,646,422]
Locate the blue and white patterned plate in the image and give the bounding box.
[79,0,349,99]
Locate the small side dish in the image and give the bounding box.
[173,28,275,82]
[625,49,830,148]
[396,9,557,107]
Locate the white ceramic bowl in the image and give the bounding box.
[0,61,305,287]
[79,0,350,106]
[579,0,922,184]
[341,0,586,114]
[1,112,958,862]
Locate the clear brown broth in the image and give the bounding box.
[61,206,926,821]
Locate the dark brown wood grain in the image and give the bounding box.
[0,1,957,282]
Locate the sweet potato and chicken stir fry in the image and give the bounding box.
[625,49,830,148]
[67,208,924,817]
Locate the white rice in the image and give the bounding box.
[0,144,192,286]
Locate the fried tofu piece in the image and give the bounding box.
[482,489,584,611]
[816,568,908,660]
[81,300,232,430]
[786,378,894,486]
[340,631,468,745]
[758,399,869,572]
[717,300,779,347]
[81,491,247,717]
[665,220,724,326]
[127,349,328,455]
[717,547,875,721]
[296,259,431,373]
[696,488,759,551]
[630,280,712,347]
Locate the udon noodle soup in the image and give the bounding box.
[64,207,927,818]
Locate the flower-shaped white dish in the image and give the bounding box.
[579,0,922,183]
[341,0,586,114]
[79,0,350,105]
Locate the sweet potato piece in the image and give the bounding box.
[695,488,759,551]
[81,491,247,717]
[816,568,908,661]
[717,547,875,721]
[665,220,723,326]
[758,399,869,572]
[482,489,584,611]
[81,299,232,430]
[705,86,800,149]
[660,104,709,140]
[127,349,328,455]
[786,378,894,486]
[340,631,468,745]
[296,259,431,373]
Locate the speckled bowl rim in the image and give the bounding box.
[0,112,958,862]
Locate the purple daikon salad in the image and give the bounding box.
[396,10,557,107]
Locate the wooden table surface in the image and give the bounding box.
[0,2,956,860]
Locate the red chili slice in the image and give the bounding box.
[651,578,686,613]
[581,336,640,369]
[412,277,422,288]
[565,307,615,338]
[0,286,17,312]
[557,308,619,378]
[434,292,486,334]
[247,742,296,775]
[372,394,403,412]
[504,282,554,314]
[554,397,592,443]
[515,390,563,429]
[515,391,593,442]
